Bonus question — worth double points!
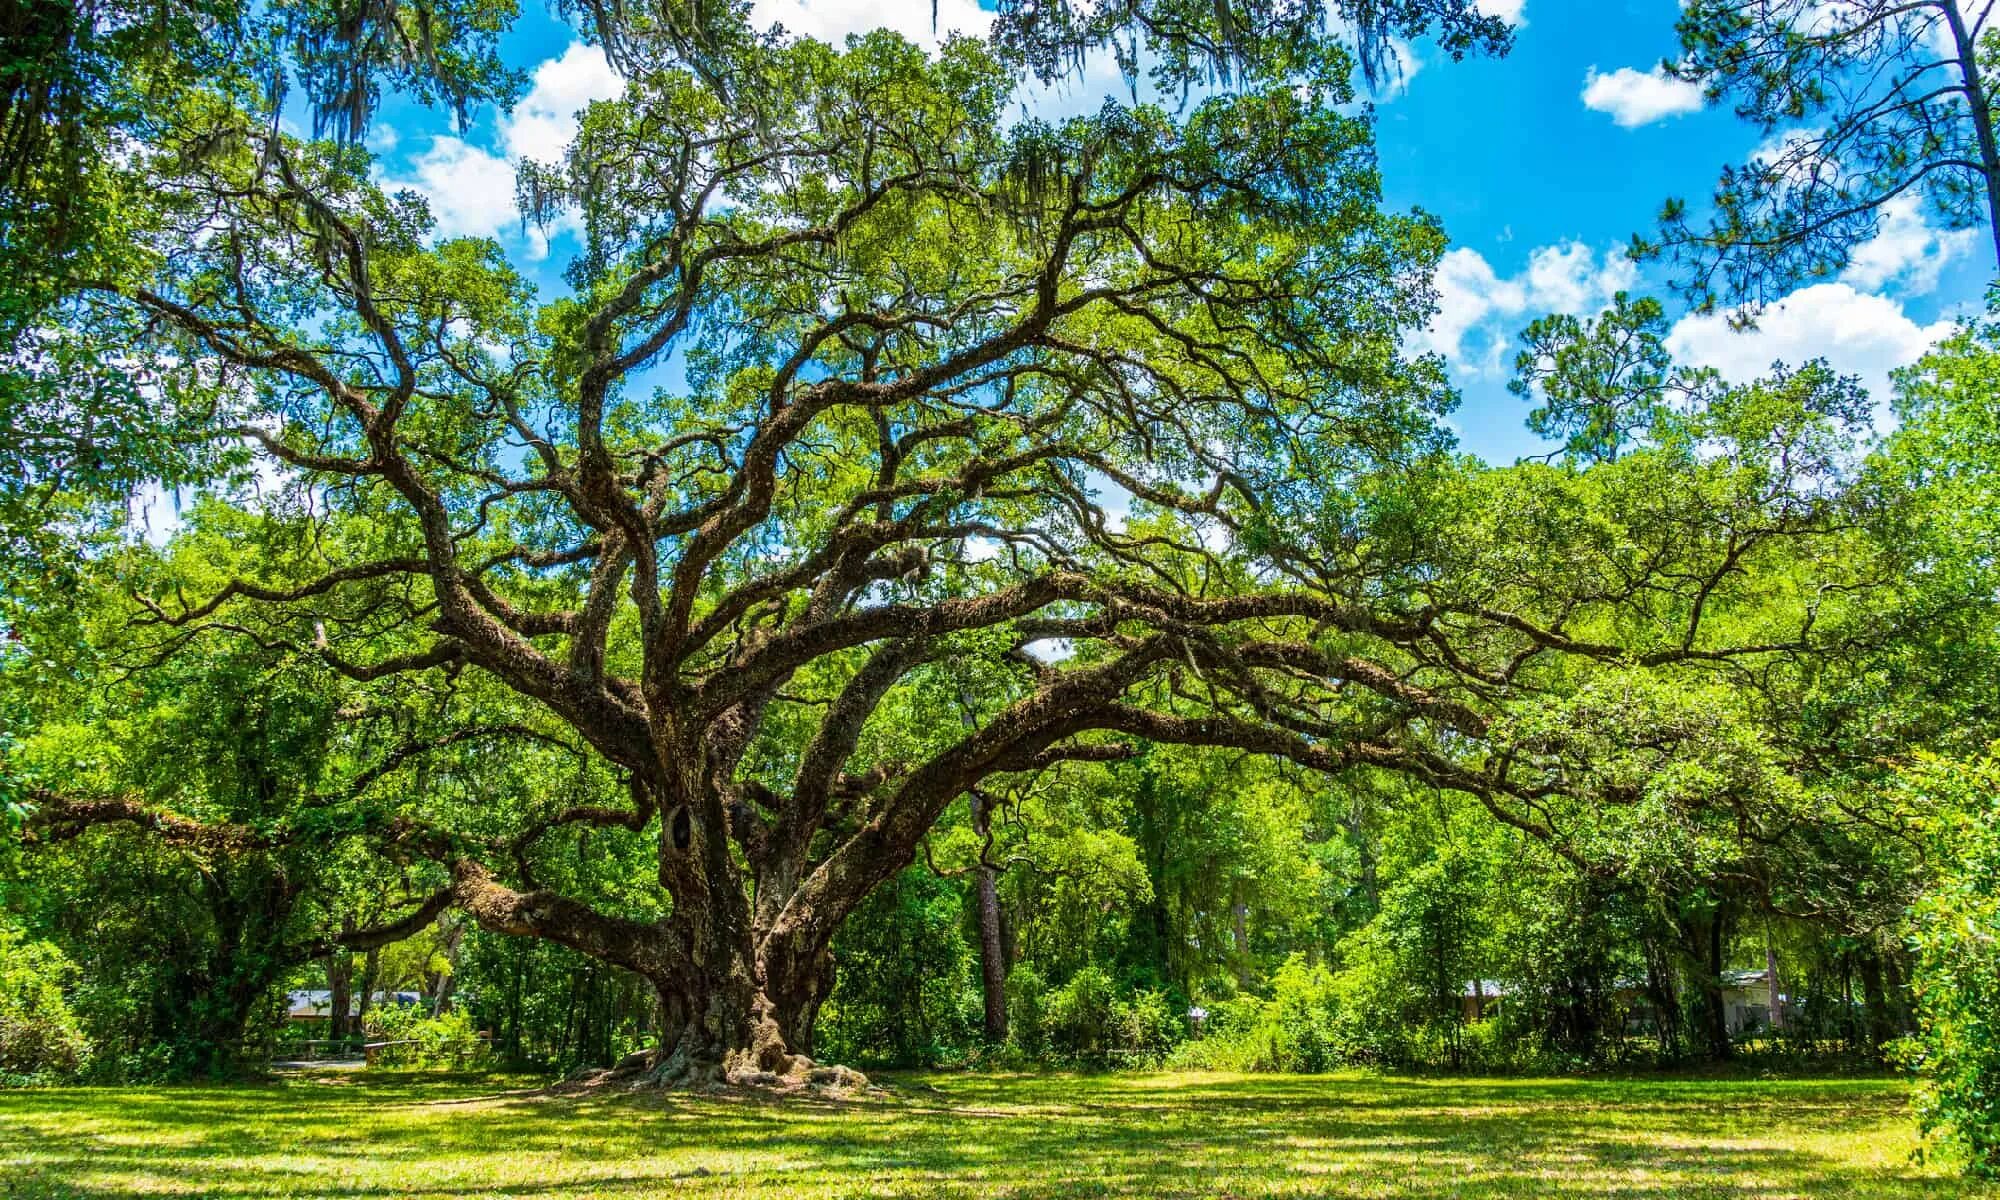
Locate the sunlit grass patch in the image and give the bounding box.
[1,1069,1994,1199]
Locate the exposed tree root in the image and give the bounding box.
[555,1048,871,1098]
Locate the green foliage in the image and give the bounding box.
[1510,292,1678,462]
[1326,924,1422,1068]
[1041,965,1120,1063]
[986,0,1512,98]
[0,924,91,1081]
[360,1004,491,1070]
[1902,750,2000,1176]
[1018,965,1182,1066]
[0,0,1993,1158]
[1004,962,1049,1059]
[817,869,977,1069]
[1170,953,1342,1072]
[1110,988,1180,1062]
[457,934,655,1073]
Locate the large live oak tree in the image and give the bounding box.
[48,29,1862,1085]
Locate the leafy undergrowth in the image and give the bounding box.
[2,1069,1995,1198]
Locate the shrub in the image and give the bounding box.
[1328,930,1417,1068]
[1013,967,1186,1066]
[1110,988,1180,1064]
[1266,955,1340,1072]
[1043,965,1117,1062]
[0,926,91,1080]
[1004,962,1048,1058]
[361,1003,490,1070]
[1166,955,1340,1073]
[1902,751,2000,1177]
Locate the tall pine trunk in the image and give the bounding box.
[969,789,1009,1043]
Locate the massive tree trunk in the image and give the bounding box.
[639,916,845,1087]
[448,776,866,1090]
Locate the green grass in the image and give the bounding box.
[3,1069,1995,1198]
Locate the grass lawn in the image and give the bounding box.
[3,1069,1995,1199]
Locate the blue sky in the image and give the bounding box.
[360,0,1994,464]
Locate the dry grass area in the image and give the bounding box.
[2,1069,1994,1198]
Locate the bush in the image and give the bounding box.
[361,1004,490,1070]
[0,926,91,1080]
[1266,955,1340,1072]
[1013,966,1185,1066]
[1166,955,1340,1073]
[1043,965,1117,1062]
[1328,931,1417,1068]
[1903,751,2000,1177]
[1110,989,1180,1063]
[1004,962,1048,1058]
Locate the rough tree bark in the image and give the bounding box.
[969,788,1009,1043]
[327,937,353,1043]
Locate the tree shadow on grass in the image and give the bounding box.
[0,1071,1990,1200]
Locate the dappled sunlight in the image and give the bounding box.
[1,1070,1990,1199]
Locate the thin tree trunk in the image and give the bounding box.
[356,946,380,1032]
[1765,927,1783,1033]
[327,922,354,1043]
[1858,950,1894,1059]
[1643,936,1683,1059]
[427,915,463,1014]
[968,789,1009,1043]
[1230,883,1253,992]
[1945,0,2000,272]
[1702,911,1731,1059]
[1882,947,1914,1035]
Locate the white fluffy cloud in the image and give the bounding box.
[1841,193,1977,294]
[749,0,991,48]
[1665,283,1955,413]
[1581,65,1704,127]
[377,43,623,255]
[1421,241,1638,375]
[502,43,627,163]
[1475,0,1527,26]
[387,136,524,243]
